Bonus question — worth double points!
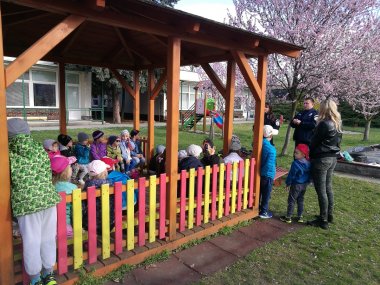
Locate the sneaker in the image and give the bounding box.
[296,216,304,223]
[259,212,273,219]
[42,273,57,285]
[280,216,291,223]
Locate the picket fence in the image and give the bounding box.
[14,158,256,284]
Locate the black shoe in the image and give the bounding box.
[328,215,333,223]
[319,221,329,230]
[307,218,321,227]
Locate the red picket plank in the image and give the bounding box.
[179,170,187,232]
[237,160,244,212]
[138,177,146,246]
[224,163,231,216]
[113,182,123,254]
[196,167,204,226]
[57,192,68,275]
[87,186,97,264]
[211,164,218,220]
[159,173,167,239]
[249,158,256,208]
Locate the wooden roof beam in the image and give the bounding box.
[151,70,167,100]
[114,27,134,62]
[5,14,85,88]
[109,68,135,98]
[60,22,87,56]
[3,11,51,28]
[200,63,226,100]
[231,50,262,101]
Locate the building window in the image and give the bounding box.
[33,84,56,106]
[6,81,30,106]
[179,81,197,110]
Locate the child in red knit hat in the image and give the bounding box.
[280,144,311,224]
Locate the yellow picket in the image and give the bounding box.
[101,184,110,259]
[204,165,211,223]
[188,168,195,229]
[72,189,83,269]
[149,175,157,243]
[127,180,135,250]
[243,159,250,209]
[218,163,225,218]
[231,162,238,214]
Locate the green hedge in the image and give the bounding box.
[270,101,380,127]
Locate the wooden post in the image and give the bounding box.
[193,87,198,132]
[252,56,267,209]
[0,6,15,285]
[165,37,181,240]
[147,69,155,162]
[203,92,207,133]
[59,62,67,134]
[223,61,236,155]
[133,70,140,130]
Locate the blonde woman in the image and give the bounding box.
[307,99,342,230]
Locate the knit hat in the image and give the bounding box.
[101,156,118,168]
[43,139,57,151]
[263,125,279,138]
[130,129,139,138]
[108,135,119,145]
[186,144,203,158]
[88,160,109,176]
[92,130,104,140]
[77,132,89,143]
[121,129,129,136]
[230,135,241,151]
[296,144,309,160]
[156,145,166,155]
[57,134,72,146]
[178,150,188,161]
[50,155,76,175]
[7,118,30,139]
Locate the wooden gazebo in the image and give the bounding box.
[0,1,302,284]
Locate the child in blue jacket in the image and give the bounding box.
[259,125,279,219]
[280,144,311,223]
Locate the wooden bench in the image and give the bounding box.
[274,166,288,186]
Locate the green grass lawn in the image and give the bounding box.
[31,123,380,284]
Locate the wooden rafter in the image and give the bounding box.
[5,14,85,87]
[109,68,135,98]
[114,27,134,62]
[60,22,88,56]
[3,11,50,28]
[231,50,262,101]
[201,63,226,99]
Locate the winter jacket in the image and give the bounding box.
[285,158,311,186]
[60,145,76,157]
[290,108,318,145]
[90,141,107,161]
[8,134,61,217]
[55,181,77,225]
[75,143,90,165]
[130,140,143,157]
[261,139,276,179]
[201,154,223,167]
[179,156,203,172]
[310,120,342,159]
[264,113,280,130]
[47,150,61,159]
[120,140,132,161]
[107,145,123,161]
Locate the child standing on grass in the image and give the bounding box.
[280,144,311,223]
[259,125,279,219]
[51,155,78,237]
[8,118,61,285]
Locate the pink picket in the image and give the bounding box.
[159,173,167,239]
[196,167,203,226]
[138,177,146,246]
[113,182,123,254]
[211,164,218,220]
[57,192,68,274]
[179,170,187,232]
[224,163,231,216]
[237,160,244,211]
[249,158,256,208]
[87,186,97,264]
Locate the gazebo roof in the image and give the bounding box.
[2,0,303,70]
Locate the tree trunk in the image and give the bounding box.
[280,101,298,156]
[112,86,121,124]
[363,119,371,141]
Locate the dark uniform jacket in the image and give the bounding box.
[290,108,318,146]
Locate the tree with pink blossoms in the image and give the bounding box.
[340,16,380,141]
[229,0,379,154]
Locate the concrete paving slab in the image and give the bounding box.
[132,256,201,285]
[238,220,286,242]
[209,230,265,257]
[174,241,238,275]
